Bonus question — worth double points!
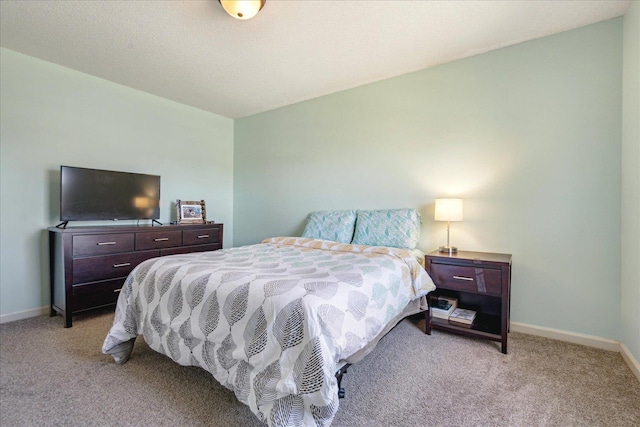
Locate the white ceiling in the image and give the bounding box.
[0,0,630,119]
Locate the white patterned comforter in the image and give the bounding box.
[102,237,435,426]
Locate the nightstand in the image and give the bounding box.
[424,250,512,353]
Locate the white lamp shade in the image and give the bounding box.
[220,0,265,20]
[434,198,464,222]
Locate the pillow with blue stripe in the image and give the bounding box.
[301,210,357,243]
[351,208,421,249]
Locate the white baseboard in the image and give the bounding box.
[511,322,620,351]
[511,321,640,382]
[620,342,640,382]
[0,306,49,324]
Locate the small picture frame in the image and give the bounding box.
[176,199,207,224]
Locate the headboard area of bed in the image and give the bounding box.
[301,208,422,249]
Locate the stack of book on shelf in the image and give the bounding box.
[448,308,476,327]
[431,296,457,320]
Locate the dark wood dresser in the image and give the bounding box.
[48,223,223,327]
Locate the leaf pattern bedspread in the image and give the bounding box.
[102,237,435,426]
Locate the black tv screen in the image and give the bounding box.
[60,166,160,221]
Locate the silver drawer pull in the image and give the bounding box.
[453,275,474,281]
[154,237,169,242]
[114,288,122,293]
[197,235,210,239]
[97,241,117,246]
[113,263,131,268]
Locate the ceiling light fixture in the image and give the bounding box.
[219,0,266,20]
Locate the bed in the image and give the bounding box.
[103,210,435,426]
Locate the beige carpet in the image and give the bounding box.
[1,309,639,426]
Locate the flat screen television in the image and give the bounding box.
[60,166,160,222]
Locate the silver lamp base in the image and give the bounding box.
[438,246,458,254]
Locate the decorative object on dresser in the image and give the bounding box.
[434,198,463,254]
[424,250,512,353]
[48,223,223,327]
[176,199,207,224]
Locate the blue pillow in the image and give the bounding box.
[301,210,357,243]
[351,209,421,249]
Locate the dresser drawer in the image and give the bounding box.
[183,228,221,246]
[72,278,124,311]
[73,250,158,284]
[161,243,222,256]
[73,233,134,256]
[430,263,502,296]
[135,230,182,250]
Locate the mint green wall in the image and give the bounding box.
[0,16,632,349]
[621,2,640,362]
[235,20,623,340]
[0,48,234,318]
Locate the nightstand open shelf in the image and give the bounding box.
[425,250,512,353]
[430,312,501,340]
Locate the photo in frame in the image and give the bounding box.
[176,199,207,224]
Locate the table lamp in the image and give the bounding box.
[434,198,463,254]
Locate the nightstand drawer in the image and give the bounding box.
[430,263,502,296]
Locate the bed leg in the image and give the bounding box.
[425,308,432,335]
[105,338,136,365]
[336,363,351,398]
